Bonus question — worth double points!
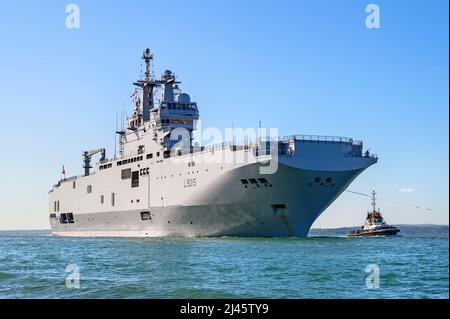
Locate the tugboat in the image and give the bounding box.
[347,190,399,237]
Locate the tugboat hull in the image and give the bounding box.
[347,227,400,237]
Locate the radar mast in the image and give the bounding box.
[371,190,377,212]
[133,48,159,122]
[142,48,153,82]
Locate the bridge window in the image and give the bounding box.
[258,178,269,184]
[249,179,258,184]
[147,153,153,159]
[67,213,74,224]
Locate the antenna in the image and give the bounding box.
[142,48,153,82]
[151,58,155,80]
[371,190,377,212]
[232,121,235,146]
[258,120,262,143]
[120,110,123,131]
[114,110,118,159]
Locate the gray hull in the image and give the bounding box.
[51,163,365,237]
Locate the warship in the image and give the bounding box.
[347,190,399,237]
[48,49,378,237]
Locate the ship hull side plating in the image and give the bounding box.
[51,162,366,237]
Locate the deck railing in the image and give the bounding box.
[172,134,366,158]
[83,134,374,167]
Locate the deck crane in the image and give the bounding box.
[83,148,106,176]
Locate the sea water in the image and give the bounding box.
[0,234,448,298]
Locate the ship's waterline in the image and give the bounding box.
[49,49,377,238]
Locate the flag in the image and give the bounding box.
[130,89,138,102]
[130,89,138,98]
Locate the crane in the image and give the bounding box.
[83,148,106,176]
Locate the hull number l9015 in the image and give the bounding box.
[184,178,197,188]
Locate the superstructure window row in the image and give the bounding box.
[159,119,194,125]
[117,152,162,166]
[161,102,197,111]
[99,163,112,170]
[146,152,160,159]
[117,155,143,166]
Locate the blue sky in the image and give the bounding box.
[0,0,448,229]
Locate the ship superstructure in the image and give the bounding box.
[49,49,378,237]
